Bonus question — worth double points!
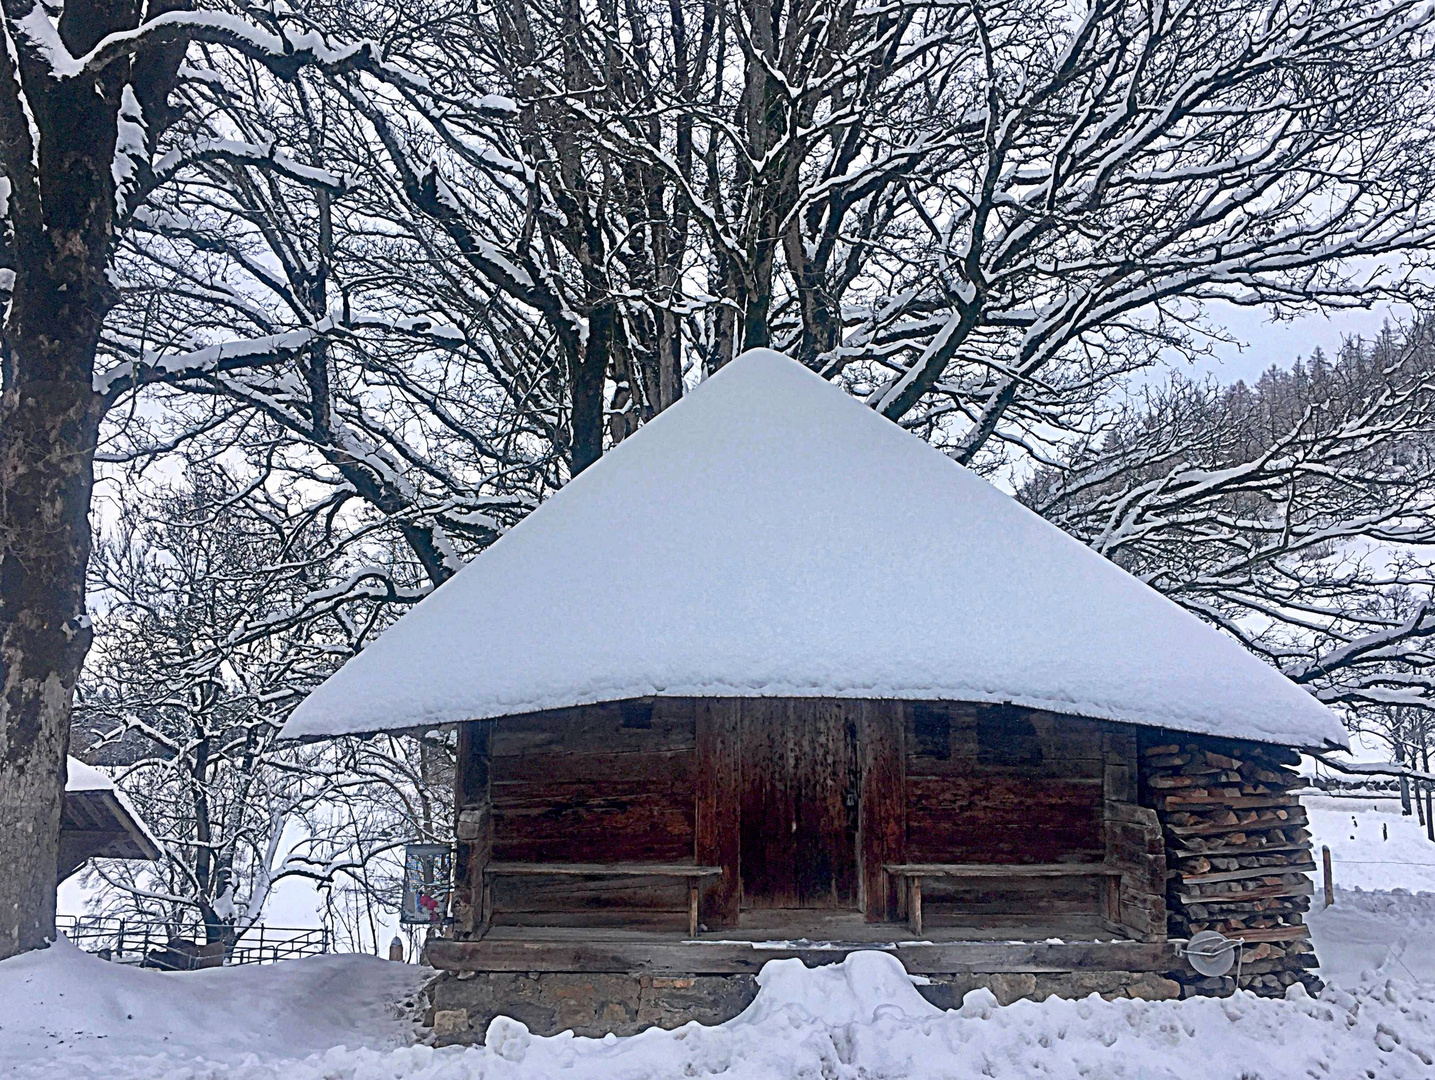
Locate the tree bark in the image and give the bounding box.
[0,367,106,959]
[0,0,137,959]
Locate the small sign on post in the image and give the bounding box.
[1322,844,1334,908]
[401,843,454,926]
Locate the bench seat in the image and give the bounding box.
[483,862,723,936]
[884,862,1125,935]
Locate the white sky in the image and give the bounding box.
[1172,301,1407,384]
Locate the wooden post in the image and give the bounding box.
[1322,845,1334,907]
[452,721,493,937]
[909,876,923,935]
[695,699,742,929]
[688,878,700,937]
[858,701,906,922]
[1425,750,1435,842]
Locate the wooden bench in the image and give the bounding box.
[483,862,724,936]
[884,862,1125,935]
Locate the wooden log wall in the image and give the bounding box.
[485,699,697,926]
[903,703,1112,928]
[458,696,1188,944]
[1138,733,1322,997]
[1102,727,1167,942]
[904,703,1107,867]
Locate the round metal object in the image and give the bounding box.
[1186,930,1238,977]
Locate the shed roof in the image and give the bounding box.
[63,758,162,862]
[285,350,1348,750]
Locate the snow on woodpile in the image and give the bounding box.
[286,349,1346,750]
[5,942,1434,1079]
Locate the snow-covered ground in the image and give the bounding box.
[1306,794,1435,895]
[0,939,428,1075]
[3,934,1433,1079]
[6,795,1435,1079]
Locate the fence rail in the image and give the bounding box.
[56,915,331,967]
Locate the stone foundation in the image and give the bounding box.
[425,967,1182,1044]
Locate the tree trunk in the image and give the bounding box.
[569,303,613,475]
[0,369,104,959]
[0,0,129,956]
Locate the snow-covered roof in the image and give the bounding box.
[65,757,116,793]
[63,758,162,858]
[285,349,1348,750]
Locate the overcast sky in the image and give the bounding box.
[1176,301,1407,385]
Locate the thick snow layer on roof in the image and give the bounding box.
[285,349,1347,749]
[64,757,114,793]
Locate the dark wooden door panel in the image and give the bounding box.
[740,699,796,906]
[740,699,859,908]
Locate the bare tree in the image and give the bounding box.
[1030,321,1435,716]
[0,0,426,958]
[75,460,456,945]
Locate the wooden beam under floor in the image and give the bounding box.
[426,937,1180,976]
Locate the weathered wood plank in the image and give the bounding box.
[490,698,696,757]
[904,702,1106,779]
[490,875,689,915]
[859,700,905,922]
[426,937,1182,975]
[492,786,695,864]
[452,721,493,937]
[456,720,493,810]
[790,699,859,907]
[695,698,742,928]
[885,863,1123,878]
[740,698,798,906]
[906,776,1104,863]
[486,862,722,876]
[492,749,694,787]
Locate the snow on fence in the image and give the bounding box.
[55,916,331,967]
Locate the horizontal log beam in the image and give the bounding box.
[426,938,1181,975]
[885,863,1123,877]
[484,862,723,877]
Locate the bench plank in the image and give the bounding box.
[485,862,723,877]
[885,863,1122,878]
[483,862,723,936]
[883,863,1124,934]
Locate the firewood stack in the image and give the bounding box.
[1140,735,1323,998]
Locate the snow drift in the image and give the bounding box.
[5,935,1434,1079]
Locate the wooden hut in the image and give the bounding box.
[286,350,1348,1042]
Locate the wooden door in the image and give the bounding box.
[739,700,860,908]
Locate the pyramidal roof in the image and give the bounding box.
[285,349,1347,749]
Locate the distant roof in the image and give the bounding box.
[63,758,161,861]
[285,349,1348,750]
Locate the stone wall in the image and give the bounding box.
[425,967,1181,1045]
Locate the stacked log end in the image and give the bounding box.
[1140,735,1323,999]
